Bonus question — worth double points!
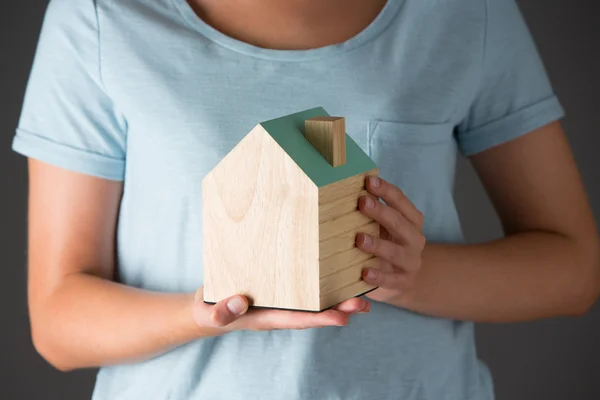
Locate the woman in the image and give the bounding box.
[13,0,599,399]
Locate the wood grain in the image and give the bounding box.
[319,190,368,223]
[319,221,380,260]
[203,125,321,311]
[318,169,378,204]
[319,257,377,295]
[320,280,377,310]
[320,247,375,277]
[319,210,373,241]
[304,116,346,167]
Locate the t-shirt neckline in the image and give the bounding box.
[169,0,404,61]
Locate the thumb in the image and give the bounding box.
[209,295,249,327]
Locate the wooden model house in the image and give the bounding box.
[202,107,379,311]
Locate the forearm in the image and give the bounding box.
[392,231,600,322]
[31,273,218,371]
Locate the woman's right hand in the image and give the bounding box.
[192,287,371,333]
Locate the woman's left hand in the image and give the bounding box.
[356,175,426,304]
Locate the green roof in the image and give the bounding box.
[259,107,376,188]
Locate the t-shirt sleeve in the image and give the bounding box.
[455,0,565,156]
[12,0,127,181]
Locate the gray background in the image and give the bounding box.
[1,0,598,399]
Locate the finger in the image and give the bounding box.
[209,295,249,327]
[365,176,424,229]
[332,297,370,313]
[373,256,395,274]
[359,301,372,313]
[344,301,371,314]
[358,195,423,248]
[245,308,350,330]
[293,309,350,327]
[364,252,395,274]
[356,233,421,272]
[362,267,408,290]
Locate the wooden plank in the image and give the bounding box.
[320,247,375,277]
[318,169,378,204]
[203,125,321,311]
[319,189,368,223]
[320,258,376,296]
[319,221,379,260]
[305,116,346,167]
[319,210,373,241]
[320,280,377,310]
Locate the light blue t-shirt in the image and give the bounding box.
[13,0,564,398]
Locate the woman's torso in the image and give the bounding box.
[92,0,493,398]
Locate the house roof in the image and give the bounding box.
[259,107,376,188]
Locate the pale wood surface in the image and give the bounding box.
[319,221,379,260]
[204,125,378,311]
[319,189,368,223]
[318,169,378,204]
[320,280,376,310]
[304,116,346,167]
[320,247,375,277]
[320,257,377,296]
[203,125,320,311]
[319,210,373,241]
[317,172,379,309]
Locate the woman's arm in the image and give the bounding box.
[358,122,600,322]
[27,160,368,372]
[27,159,210,371]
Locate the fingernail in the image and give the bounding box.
[361,234,373,248]
[369,176,380,188]
[227,297,246,315]
[365,197,375,209]
[366,269,378,280]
